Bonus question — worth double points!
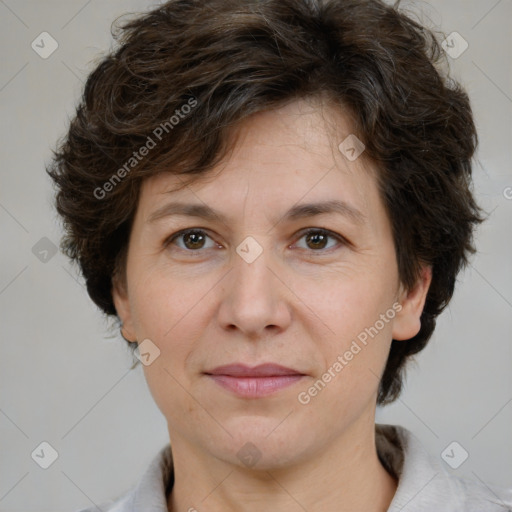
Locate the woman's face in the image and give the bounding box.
[114,98,429,469]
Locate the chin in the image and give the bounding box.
[200,419,315,470]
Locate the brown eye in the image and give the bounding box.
[182,231,206,249]
[305,231,329,250]
[295,228,344,252]
[167,229,216,251]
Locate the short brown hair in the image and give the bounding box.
[47,0,483,404]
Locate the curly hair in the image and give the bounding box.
[46,0,484,404]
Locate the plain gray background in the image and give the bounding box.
[0,0,511,510]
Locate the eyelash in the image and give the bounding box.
[164,227,348,256]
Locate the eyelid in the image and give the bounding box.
[292,227,349,252]
[164,228,219,250]
[164,227,350,253]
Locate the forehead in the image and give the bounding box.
[137,98,381,223]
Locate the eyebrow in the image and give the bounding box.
[147,199,366,225]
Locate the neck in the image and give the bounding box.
[167,417,397,512]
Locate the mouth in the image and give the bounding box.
[204,363,306,398]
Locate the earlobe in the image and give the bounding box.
[392,265,432,341]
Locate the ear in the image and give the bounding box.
[392,265,432,341]
[112,274,137,342]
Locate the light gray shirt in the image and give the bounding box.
[75,424,512,511]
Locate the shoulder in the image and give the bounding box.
[376,424,512,511]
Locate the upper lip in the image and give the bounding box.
[205,363,304,377]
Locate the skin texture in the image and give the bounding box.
[113,98,432,512]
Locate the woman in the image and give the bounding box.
[47,0,512,510]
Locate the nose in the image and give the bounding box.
[217,240,292,339]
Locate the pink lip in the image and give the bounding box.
[207,363,303,377]
[205,364,306,398]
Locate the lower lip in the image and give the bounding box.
[206,374,305,398]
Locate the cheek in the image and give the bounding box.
[132,275,209,421]
[130,263,211,339]
[316,268,397,338]
[308,276,397,398]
